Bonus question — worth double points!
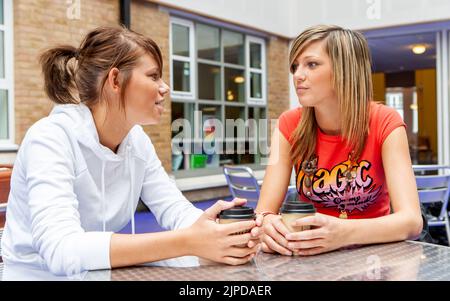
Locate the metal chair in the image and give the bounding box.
[413,165,450,245]
[223,165,261,203]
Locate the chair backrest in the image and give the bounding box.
[414,165,450,220]
[223,165,260,202]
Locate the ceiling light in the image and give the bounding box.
[412,44,426,55]
[234,76,245,84]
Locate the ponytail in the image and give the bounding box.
[39,27,164,107]
[39,46,80,104]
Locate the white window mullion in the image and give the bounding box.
[170,17,195,99]
[246,36,266,106]
[0,0,16,148]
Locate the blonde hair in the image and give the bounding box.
[289,24,373,165]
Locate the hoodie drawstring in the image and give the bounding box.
[101,160,106,232]
[126,144,136,235]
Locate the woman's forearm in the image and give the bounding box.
[109,229,192,268]
[342,212,423,246]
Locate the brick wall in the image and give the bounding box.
[130,0,172,171]
[13,0,119,145]
[267,36,290,124]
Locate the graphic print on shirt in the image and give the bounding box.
[295,154,382,215]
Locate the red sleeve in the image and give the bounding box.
[375,104,407,145]
[278,108,301,144]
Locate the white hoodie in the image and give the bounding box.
[1,103,203,276]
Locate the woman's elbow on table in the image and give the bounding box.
[405,213,423,241]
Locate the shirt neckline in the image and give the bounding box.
[317,126,343,143]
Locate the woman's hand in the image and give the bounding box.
[260,213,293,256]
[284,213,348,256]
[247,213,264,249]
[186,198,261,265]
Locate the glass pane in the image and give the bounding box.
[0,89,8,140]
[0,0,3,25]
[197,24,220,61]
[172,61,190,92]
[198,63,221,100]
[223,30,244,65]
[172,24,190,57]
[250,42,262,69]
[223,106,249,164]
[248,107,267,164]
[0,31,4,78]
[198,104,221,169]
[225,106,245,122]
[369,32,437,165]
[248,107,266,120]
[250,72,262,98]
[386,86,437,165]
[225,68,245,103]
[171,102,195,171]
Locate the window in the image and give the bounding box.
[170,18,195,99]
[170,17,267,171]
[246,36,266,105]
[0,0,14,148]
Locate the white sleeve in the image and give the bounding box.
[24,124,113,276]
[140,142,203,231]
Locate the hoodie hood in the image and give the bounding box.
[50,103,147,162]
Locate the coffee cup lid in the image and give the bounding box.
[218,206,255,220]
[280,201,316,214]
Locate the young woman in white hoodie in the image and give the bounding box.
[1,26,262,276]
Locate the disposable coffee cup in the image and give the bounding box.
[280,200,316,233]
[218,206,256,247]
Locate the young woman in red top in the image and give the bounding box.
[256,25,423,256]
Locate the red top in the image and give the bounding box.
[278,102,406,219]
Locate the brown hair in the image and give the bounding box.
[39,26,163,108]
[289,24,373,165]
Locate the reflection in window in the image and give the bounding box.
[0,89,8,139]
[197,24,220,61]
[225,68,245,102]
[0,0,3,25]
[171,102,195,171]
[250,42,262,69]
[172,24,190,57]
[249,107,267,164]
[172,61,190,92]
[0,31,4,78]
[386,91,404,120]
[250,72,262,98]
[198,63,221,100]
[0,0,4,25]
[199,105,221,168]
[223,30,244,65]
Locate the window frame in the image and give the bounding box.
[170,16,268,172]
[245,36,266,105]
[169,17,196,100]
[0,0,16,150]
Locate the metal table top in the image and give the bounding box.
[2,241,450,281]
